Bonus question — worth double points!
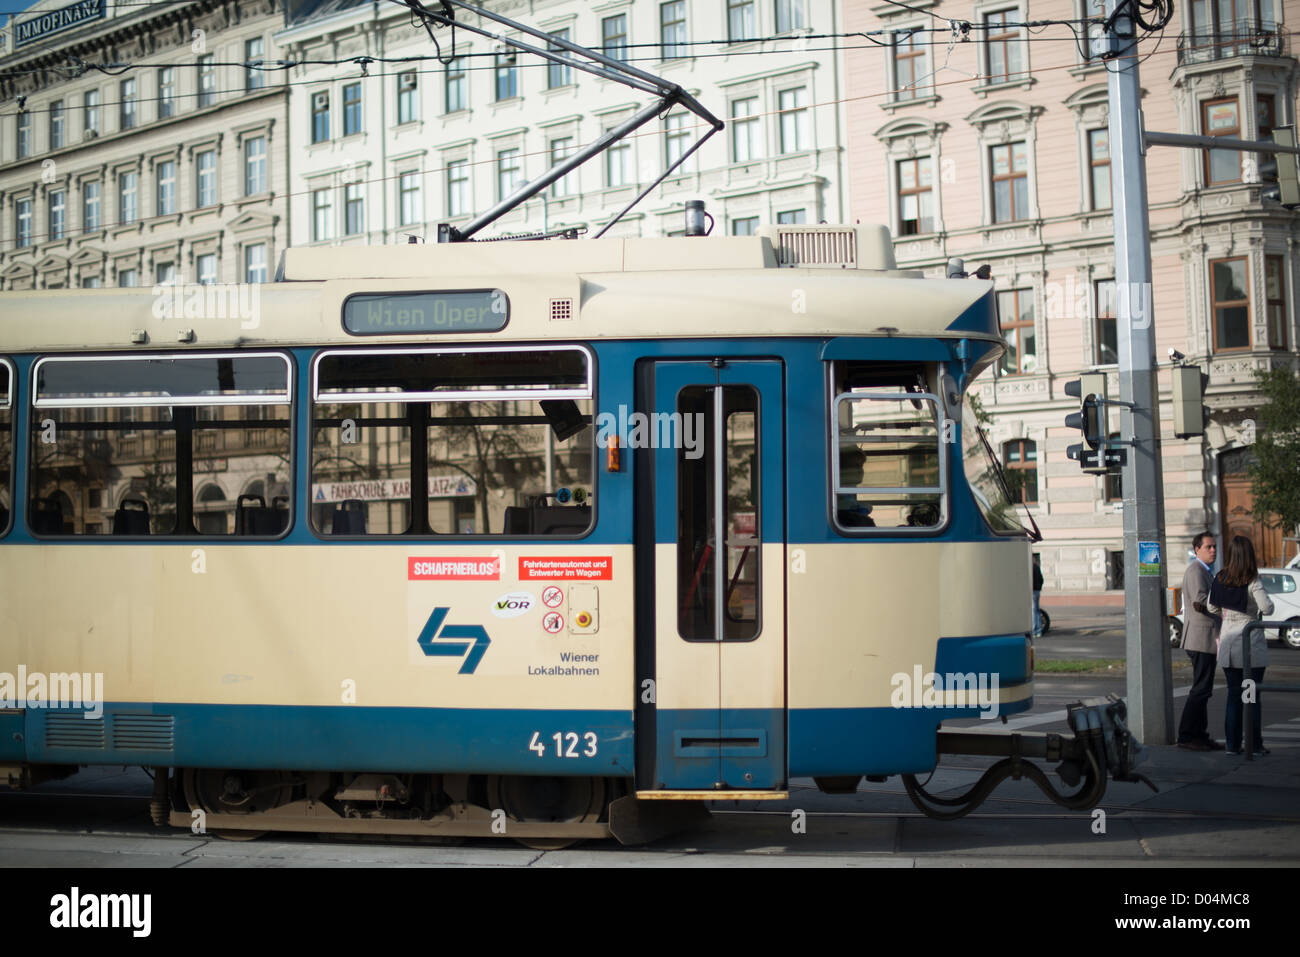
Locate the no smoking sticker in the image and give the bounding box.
[542,612,565,634]
[542,586,564,608]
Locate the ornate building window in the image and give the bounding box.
[547,29,573,88]
[602,14,628,61]
[311,91,330,143]
[1202,97,1242,185]
[897,157,933,235]
[660,1,687,59]
[984,9,1025,84]
[997,288,1037,375]
[728,1,756,42]
[1095,278,1118,365]
[246,38,266,92]
[1088,129,1111,210]
[874,116,947,239]
[966,100,1042,225]
[892,29,930,101]
[1002,438,1038,504]
[1210,257,1250,351]
[397,72,418,123]
[730,97,761,162]
[446,158,470,217]
[494,54,517,101]
[990,142,1029,223]
[157,68,175,120]
[444,59,466,113]
[1265,255,1288,349]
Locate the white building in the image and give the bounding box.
[0,0,289,290]
[274,0,847,245]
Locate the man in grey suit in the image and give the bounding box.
[1177,532,1224,750]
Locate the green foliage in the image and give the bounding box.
[1248,367,1300,536]
[966,389,994,427]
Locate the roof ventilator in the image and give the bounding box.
[776,227,858,269]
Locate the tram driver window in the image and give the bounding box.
[830,362,946,532]
[311,347,594,537]
[28,354,292,537]
[0,360,12,535]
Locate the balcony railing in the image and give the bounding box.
[1178,20,1288,64]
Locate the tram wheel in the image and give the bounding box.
[485,775,607,850]
[182,768,294,841]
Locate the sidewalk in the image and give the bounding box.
[1045,604,1128,633]
[715,722,1300,864]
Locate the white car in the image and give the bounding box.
[1168,560,1300,650]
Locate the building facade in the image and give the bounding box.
[274,0,847,243]
[0,0,289,290]
[846,0,1300,595]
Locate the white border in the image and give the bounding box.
[32,352,294,408]
[312,344,595,403]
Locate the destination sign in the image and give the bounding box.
[343,289,508,335]
[15,0,105,48]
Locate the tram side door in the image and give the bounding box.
[639,360,786,792]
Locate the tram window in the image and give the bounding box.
[30,405,179,535]
[831,375,946,532]
[34,354,289,404]
[312,400,416,535]
[190,405,292,536]
[961,391,1028,536]
[311,348,594,537]
[0,360,12,536]
[677,386,760,641]
[28,354,292,537]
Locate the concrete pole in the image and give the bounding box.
[1104,0,1173,743]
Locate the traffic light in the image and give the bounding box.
[1260,126,1300,209]
[1172,364,1210,438]
[1065,372,1109,473]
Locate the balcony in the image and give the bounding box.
[1177,20,1288,65]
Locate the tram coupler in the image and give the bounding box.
[935,694,1154,793]
[1065,695,1154,791]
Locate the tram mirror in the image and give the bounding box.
[938,371,962,421]
[541,399,587,441]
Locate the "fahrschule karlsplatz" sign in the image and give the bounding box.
[14,0,105,48]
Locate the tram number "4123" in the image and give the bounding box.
[529,731,598,758]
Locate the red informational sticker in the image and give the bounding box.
[408,557,501,580]
[519,556,613,581]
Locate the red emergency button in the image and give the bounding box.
[575,611,592,627]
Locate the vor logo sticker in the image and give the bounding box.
[492,591,536,618]
[417,607,491,674]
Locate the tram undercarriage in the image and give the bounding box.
[153,696,1150,845]
[160,770,635,848]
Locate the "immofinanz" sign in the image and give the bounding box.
[14,0,105,48]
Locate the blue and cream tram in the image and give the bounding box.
[0,225,1137,842]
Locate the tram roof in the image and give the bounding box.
[0,227,999,353]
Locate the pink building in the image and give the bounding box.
[846,0,1299,596]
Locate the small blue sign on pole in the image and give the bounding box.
[1138,541,1162,577]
